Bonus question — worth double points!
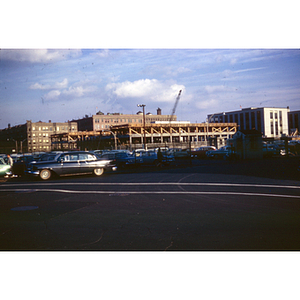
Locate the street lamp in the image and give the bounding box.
[108,130,117,150]
[137,104,146,149]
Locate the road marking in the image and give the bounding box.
[0,188,299,198]
[1,182,300,189]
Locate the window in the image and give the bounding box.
[270,112,273,119]
[240,113,244,130]
[251,112,256,130]
[257,111,261,133]
[79,153,89,161]
[271,122,274,135]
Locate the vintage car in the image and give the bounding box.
[27,151,117,180]
[169,148,191,158]
[191,146,216,158]
[206,146,235,159]
[98,151,143,168]
[0,157,12,177]
[13,154,35,176]
[133,148,175,166]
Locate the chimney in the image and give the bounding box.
[157,107,161,115]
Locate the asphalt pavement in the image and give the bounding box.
[0,156,299,250]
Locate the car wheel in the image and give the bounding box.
[94,168,104,176]
[40,169,52,180]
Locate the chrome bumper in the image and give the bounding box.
[26,170,40,176]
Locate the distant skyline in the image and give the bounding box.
[1,49,299,129]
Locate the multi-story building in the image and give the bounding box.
[74,108,176,132]
[288,110,300,135]
[208,107,290,138]
[26,120,77,152]
[0,120,77,153]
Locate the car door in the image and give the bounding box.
[60,154,80,175]
[79,153,97,173]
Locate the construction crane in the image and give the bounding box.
[169,90,182,122]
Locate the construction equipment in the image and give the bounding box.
[169,90,182,122]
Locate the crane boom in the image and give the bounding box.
[169,90,182,122]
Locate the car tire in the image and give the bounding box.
[40,169,52,180]
[94,168,104,176]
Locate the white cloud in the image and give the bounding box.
[196,99,219,110]
[29,82,51,90]
[44,90,61,100]
[54,78,68,89]
[0,49,81,63]
[94,50,110,57]
[62,86,85,97]
[29,78,68,90]
[106,79,185,102]
[205,85,235,93]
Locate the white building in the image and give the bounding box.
[208,107,290,138]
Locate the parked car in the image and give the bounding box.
[27,151,117,180]
[0,157,12,177]
[36,153,60,161]
[13,155,35,176]
[206,146,235,159]
[191,146,216,159]
[99,151,142,168]
[169,148,190,158]
[133,149,175,166]
[262,144,279,157]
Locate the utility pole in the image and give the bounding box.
[137,104,146,149]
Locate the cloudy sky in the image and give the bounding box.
[0,48,299,129]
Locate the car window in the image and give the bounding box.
[87,154,95,161]
[79,154,88,161]
[63,154,79,161]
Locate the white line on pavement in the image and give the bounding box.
[1,182,300,189]
[0,188,299,198]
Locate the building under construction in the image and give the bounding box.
[51,121,238,151]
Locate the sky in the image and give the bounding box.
[1,48,299,129]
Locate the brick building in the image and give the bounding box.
[0,120,77,153]
[74,108,176,132]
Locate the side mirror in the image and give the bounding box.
[59,157,65,163]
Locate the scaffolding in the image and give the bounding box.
[50,123,237,151]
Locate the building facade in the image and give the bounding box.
[75,109,176,132]
[208,107,290,138]
[26,120,78,152]
[110,121,237,150]
[0,120,78,153]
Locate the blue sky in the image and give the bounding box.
[0,48,299,129]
